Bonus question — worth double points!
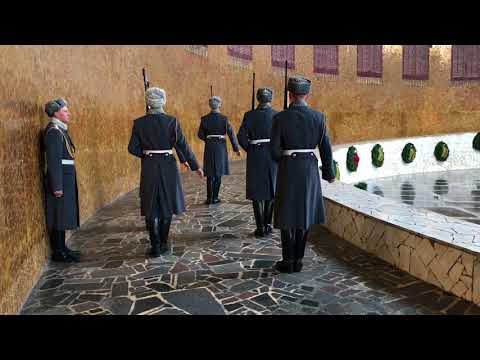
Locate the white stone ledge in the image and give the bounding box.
[321,179,480,254]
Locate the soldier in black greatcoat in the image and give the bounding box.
[128,87,204,257]
[270,76,336,273]
[198,96,241,204]
[43,98,81,262]
[237,88,278,237]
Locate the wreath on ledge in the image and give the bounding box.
[402,143,416,164]
[346,146,360,172]
[354,182,368,190]
[473,133,480,151]
[434,141,449,162]
[371,144,384,168]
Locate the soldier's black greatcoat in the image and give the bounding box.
[270,102,335,230]
[237,106,278,200]
[128,113,199,219]
[44,122,80,231]
[198,112,240,177]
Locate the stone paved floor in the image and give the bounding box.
[21,161,480,315]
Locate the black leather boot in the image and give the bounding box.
[263,200,274,235]
[159,218,171,254]
[252,200,265,237]
[274,229,295,273]
[205,177,214,204]
[293,229,308,272]
[61,231,81,261]
[212,177,222,203]
[148,217,162,258]
[51,230,77,263]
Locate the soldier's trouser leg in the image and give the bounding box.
[49,229,60,254]
[49,229,64,261]
[263,200,274,235]
[293,229,308,272]
[274,229,295,273]
[212,176,222,203]
[158,217,172,254]
[205,177,214,204]
[252,200,265,237]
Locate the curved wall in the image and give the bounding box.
[1,45,480,313]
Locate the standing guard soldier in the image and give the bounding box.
[237,88,278,237]
[43,98,81,262]
[198,96,241,204]
[128,87,203,257]
[270,76,336,273]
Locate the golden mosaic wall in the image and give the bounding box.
[0,45,478,314]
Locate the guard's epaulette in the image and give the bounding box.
[45,124,62,136]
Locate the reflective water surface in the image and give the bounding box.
[363,169,480,226]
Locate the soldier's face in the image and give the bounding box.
[55,106,71,123]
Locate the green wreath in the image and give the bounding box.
[434,141,449,162]
[371,144,384,168]
[402,143,416,164]
[354,182,368,190]
[346,146,359,172]
[473,132,480,151]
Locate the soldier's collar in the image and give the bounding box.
[210,109,221,113]
[51,117,68,131]
[257,103,271,109]
[148,107,165,114]
[289,99,308,108]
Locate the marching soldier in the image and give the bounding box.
[198,96,241,204]
[43,98,81,262]
[237,88,278,237]
[128,87,203,257]
[270,76,335,273]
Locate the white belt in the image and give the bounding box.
[207,135,226,139]
[62,159,75,165]
[282,149,316,156]
[143,150,173,155]
[250,139,270,145]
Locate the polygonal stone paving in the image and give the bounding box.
[20,161,480,315]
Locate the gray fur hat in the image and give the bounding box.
[256,88,273,103]
[146,87,166,108]
[45,98,68,117]
[209,96,222,110]
[287,76,311,95]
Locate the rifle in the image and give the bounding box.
[210,85,213,98]
[283,60,288,110]
[142,68,150,113]
[251,72,255,111]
